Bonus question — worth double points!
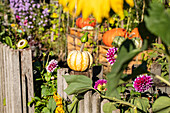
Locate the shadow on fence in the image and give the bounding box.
[0,42,34,113]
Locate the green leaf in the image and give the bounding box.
[103,102,117,113]
[152,96,170,113]
[130,97,150,113]
[47,98,56,113]
[42,107,50,113]
[145,2,170,46]
[5,36,13,48]
[41,86,52,97]
[63,75,93,95]
[106,39,142,98]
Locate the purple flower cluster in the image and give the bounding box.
[9,0,49,30]
[133,75,153,92]
[106,47,118,65]
[46,59,58,73]
[94,79,107,92]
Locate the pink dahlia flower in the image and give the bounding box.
[46,59,58,73]
[133,75,153,92]
[94,79,107,92]
[106,47,118,65]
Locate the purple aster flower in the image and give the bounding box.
[28,25,30,28]
[106,47,118,65]
[43,24,46,26]
[29,15,32,18]
[31,26,34,28]
[46,59,58,73]
[133,74,153,92]
[40,20,43,23]
[29,7,33,10]
[32,4,36,8]
[37,4,40,8]
[94,79,107,92]
[33,18,36,21]
[41,15,43,18]
[38,22,41,25]
[29,21,32,24]
[45,19,48,22]
[25,16,28,20]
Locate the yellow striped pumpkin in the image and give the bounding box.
[67,50,93,71]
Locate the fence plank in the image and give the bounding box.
[12,50,22,113]
[92,92,101,113]
[7,47,12,113]
[3,45,8,113]
[84,91,92,113]
[57,68,68,98]
[20,49,35,113]
[79,99,84,113]
[0,43,3,113]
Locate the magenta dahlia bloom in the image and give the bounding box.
[94,79,107,92]
[46,59,58,73]
[106,47,118,65]
[133,75,153,92]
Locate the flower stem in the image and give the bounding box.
[93,88,136,108]
[155,74,170,86]
[101,95,136,108]
[80,43,85,52]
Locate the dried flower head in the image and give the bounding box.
[106,47,118,65]
[46,59,58,73]
[133,74,153,92]
[94,79,107,92]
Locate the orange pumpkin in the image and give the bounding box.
[76,17,96,28]
[102,28,127,47]
[67,50,93,71]
[129,28,142,41]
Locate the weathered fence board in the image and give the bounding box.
[0,43,34,113]
[57,66,170,113]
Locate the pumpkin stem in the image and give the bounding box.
[80,43,85,52]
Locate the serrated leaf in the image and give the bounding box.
[63,75,93,95]
[103,102,117,113]
[152,96,170,113]
[145,2,170,46]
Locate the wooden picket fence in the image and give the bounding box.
[0,42,34,113]
[57,66,170,113]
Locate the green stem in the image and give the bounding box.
[93,88,136,108]
[155,74,170,86]
[101,95,136,108]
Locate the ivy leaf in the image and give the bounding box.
[145,2,170,46]
[42,107,50,113]
[63,75,93,95]
[152,96,170,113]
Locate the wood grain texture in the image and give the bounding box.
[12,50,22,113]
[92,92,101,113]
[84,91,92,113]
[20,49,35,113]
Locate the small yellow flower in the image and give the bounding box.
[11,24,16,27]
[53,92,65,113]
[51,13,58,18]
